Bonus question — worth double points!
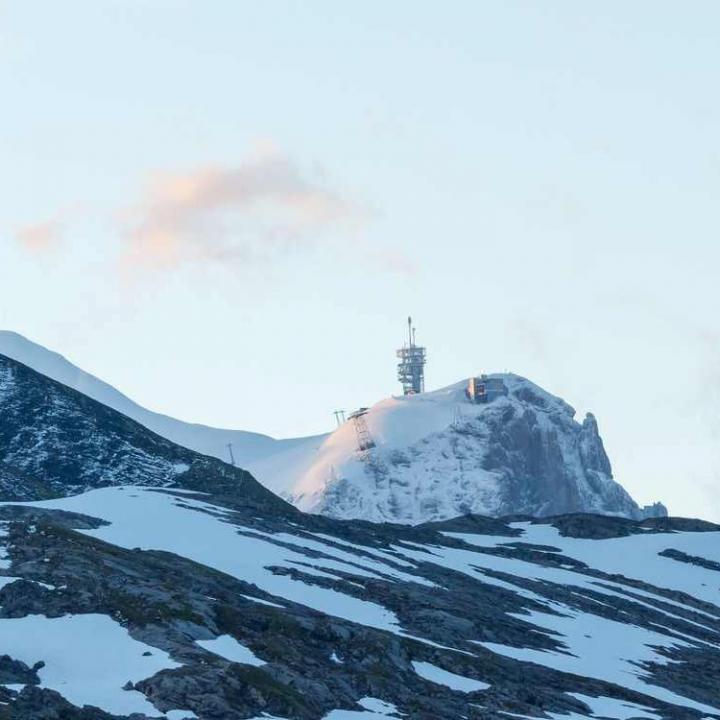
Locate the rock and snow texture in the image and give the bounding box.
[6,329,720,719]
[2,486,718,719]
[272,375,665,524]
[0,352,291,517]
[0,330,316,468]
[1,332,664,524]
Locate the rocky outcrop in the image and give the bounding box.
[477,390,656,520]
[0,353,292,518]
[299,375,666,523]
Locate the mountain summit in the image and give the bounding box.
[260,374,666,523]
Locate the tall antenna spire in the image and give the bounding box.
[396,317,427,395]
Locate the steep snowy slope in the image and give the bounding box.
[271,375,665,524]
[0,331,319,467]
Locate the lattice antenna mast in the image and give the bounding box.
[226,443,236,467]
[396,316,427,395]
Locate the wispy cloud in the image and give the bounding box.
[367,248,419,277]
[10,145,414,284]
[119,145,364,272]
[15,220,62,253]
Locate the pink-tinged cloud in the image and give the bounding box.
[120,149,364,272]
[368,248,419,277]
[15,221,62,253]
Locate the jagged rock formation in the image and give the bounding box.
[277,375,667,524]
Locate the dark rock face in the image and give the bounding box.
[0,353,292,517]
[0,654,41,686]
[474,385,654,520]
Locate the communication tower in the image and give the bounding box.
[396,316,427,395]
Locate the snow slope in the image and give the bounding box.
[0,330,319,468]
[23,487,408,634]
[0,613,181,716]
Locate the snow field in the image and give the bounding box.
[18,487,410,634]
[0,613,180,716]
[5,487,719,718]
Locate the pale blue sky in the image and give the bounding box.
[1,1,719,520]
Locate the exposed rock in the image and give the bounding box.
[0,353,293,519]
[291,375,666,523]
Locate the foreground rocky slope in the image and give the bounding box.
[1,489,719,720]
[0,352,718,719]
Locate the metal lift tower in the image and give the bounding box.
[396,316,427,395]
[348,407,375,455]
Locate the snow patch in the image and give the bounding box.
[568,692,662,720]
[480,607,719,715]
[196,635,265,666]
[17,488,404,635]
[412,661,490,693]
[358,697,401,715]
[323,696,401,718]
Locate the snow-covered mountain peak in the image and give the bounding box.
[274,373,665,524]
